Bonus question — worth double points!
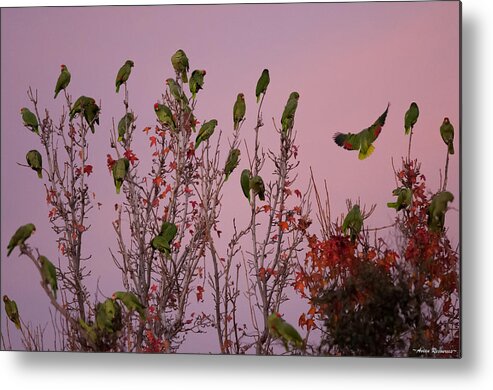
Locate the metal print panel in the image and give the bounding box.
[0,1,460,357]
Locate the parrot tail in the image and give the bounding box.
[257,95,260,104]
[116,85,120,93]
[405,125,411,135]
[358,145,375,160]
[448,142,455,155]
[387,202,397,209]
[181,73,188,84]
[37,170,43,179]
[54,91,59,99]
[7,246,13,257]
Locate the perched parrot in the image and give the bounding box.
[54,64,71,99]
[154,103,176,132]
[26,149,43,179]
[115,60,134,93]
[20,107,39,135]
[250,175,265,201]
[39,255,58,298]
[112,158,130,194]
[233,93,246,130]
[117,112,135,142]
[189,69,206,99]
[3,295,21,330]
[7,223,36,256]
[171,49,190,83]
[267,313,303,351]
[342,205,363,242]
[96,298,122,333]
[151,235,171,255]
[160,221,178,244]
[404,102,419,135]
[333,103,389,160]
[113,291,146,320]
[79,318,98,345]
[166,78,189,106]
[427,191,454,233]
[240,169,251,202]
[440,117,455,155]
[224,148,240,181]
[255,69,270,103]
[281,92,300,134]
[387,187,413,211]
[83,98,100,134]
[195,119,218,149]
[69,95,91,120]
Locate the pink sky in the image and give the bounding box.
[1,1,459,352]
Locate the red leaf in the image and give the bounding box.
[124,149,139,165]
[294,189,302,198]
[153,176,163,186]
[83,165,93,176]
[196,285,204,302]
[149,136,157,147]
[279,221,289,231]
[107,154,116,173]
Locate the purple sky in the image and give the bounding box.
[1,2,459,352]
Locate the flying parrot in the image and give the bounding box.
[151,235,171,255]
[3,295,21,330]
[54,64,71,99]
[171,49,190,83]
[404,102,419,135]
[267,313,303,351]
[281,92,300,134]
[117,112,135,142]
[166,78,189,106]
[7,223,36,257]
[387,187,413,211]
[255,69,270,103]
[195,119,218,149]
[115,60,134,93]
[233,93,246,130]
[20,107,39,135]
[342,204,363,242]
[240,169,251,202]
[160,221,178,244]
[440,117,455,155]
[83,98,100,134]
[224,148,240,181]
[333,103,389,160]
[26,149,43,179]
[112,157,130,194]
[113,291,146,320]
[154,103,176,132]
[427,191,454,233]
[39,255,58,298]
[189,69,206,99]
[250,175,265,201]
[96,298,122,333]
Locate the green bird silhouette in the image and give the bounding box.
[250,175,265,201]
[387,187,412,211]
[171,49,190,83]
[440,117,455,155]
[39,255,58,298]
[117,113,135,142]
[26,149,43,179]
[281,92,300,134]
[112,158,129,194]
[404,102,419,135]
[189,69,206,99]
[154,103,176,132]
[113,291,146,320]
[115,60,134,93]
[96,298,122,333]
[233,93,246,130]
[224,149,240,181]
[20,107,39,135]
[54,64,71,99]
[427,191,454,233]
[267,313,303,351]
[255,69,270,103]
[240,169,251,202]
[7,223,36,257]
[3,295,21,329]
[195,119,218,149]
[342,205,363,242]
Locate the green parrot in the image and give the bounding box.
[79,318,97,345]
[281,92,300,134]
[113,291,146,320]
[3,295,21,330]
[117,112,135,142]
[233,93,246,130]
[250,175,265,201]
[151,235,171,255]
[160,221,178,244]
[20,107,39,135]
[96,298,122,333]
[171,49,190,83]
[154,103,176,132]
[112,157,130,194]
[54,64,71,99]
[26,149,43,179]
[255,69,270,103]
[7,223,36,257]
[224,148,240,181]
[195,119,218,149]
[342,204,363,242]
[404,102,419,135]
[39,255,58,298]
[189,69,206,99]
[427,191,454,233]
[83,98,100,134]
[166,78,189,106]
[440,117,455,155]
[240,169,251,202]
[333,103,389,160]
[267,313,303,351]
[387,187,413,211]
[115,60,134,93]
[69,95,91,120]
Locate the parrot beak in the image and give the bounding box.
[111,293,117,300]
